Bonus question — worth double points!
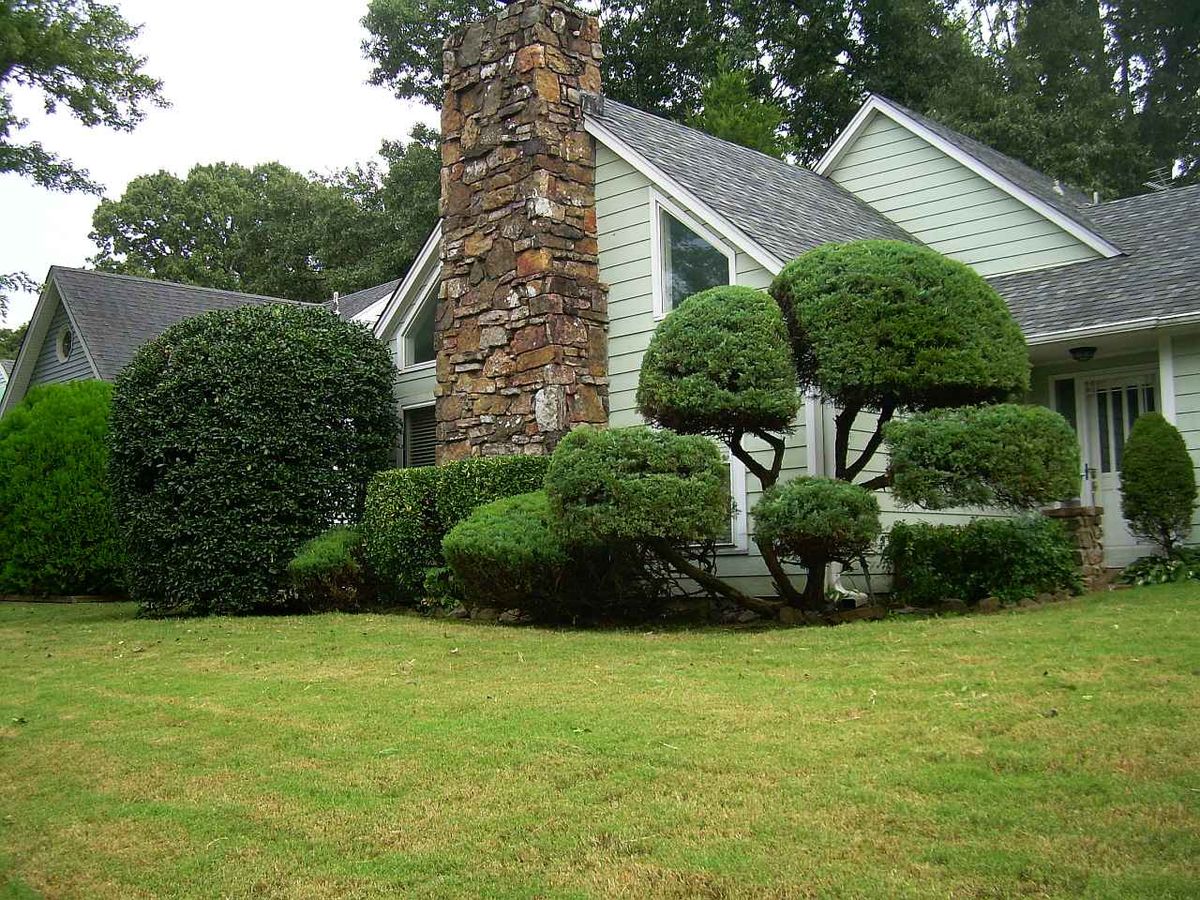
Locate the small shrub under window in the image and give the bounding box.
[884,516,1080,606]
[287,527,373,612]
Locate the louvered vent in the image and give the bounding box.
[403,406,438,468]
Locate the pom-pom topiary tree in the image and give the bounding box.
[0,381,126,595]
[109,304,397,616]
[1120,412,1197,555]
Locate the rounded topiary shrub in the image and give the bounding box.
[636,285,799,437]
[770,240,1030,411]
[1121,412,1197,554]
[0,381,125,595]
[287,526,373,612]
[109,304,397,616]
[544,425,730,544]
[886,404,1080,510]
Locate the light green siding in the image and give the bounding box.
[828,112,1100,277]
[1168,333,1200,539]
[596,142,808,596]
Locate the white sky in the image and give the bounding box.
[0,0,438,327]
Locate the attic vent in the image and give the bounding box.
[403,406,437,468]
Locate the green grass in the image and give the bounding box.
[1,586,1197,899]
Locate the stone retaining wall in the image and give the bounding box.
[1043,506,1106,591]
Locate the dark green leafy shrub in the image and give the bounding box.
[109,304,397,616]
[884,516,1080,606]
[0,381,125,595]
[361,455,550,603]
[636,285,799,438]
[770,240,1029,412]
[544,425,729,544]
[1120,413,1196,554]
[442,491,667,623]
[287,527,373,612]
[754,477,881,564]
[1121,548,1200,586]
[887,404,1080,510]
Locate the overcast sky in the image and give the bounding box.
[0,0,438,328]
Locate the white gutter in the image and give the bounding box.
[1025,309,1200,345]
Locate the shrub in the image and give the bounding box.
[1120,413,1196,554]
[884,516,1079,606]
[544,425,729,544]
[0,381,125,595]
[361,455,550,603]
[753,477,881,605]
[1121,548,1200,586]
[442,491,667,623]
[887,404,1080,510]
[109,304,397,616]
[287,527,372,612]
[636,285,799,438]
[770,240,1029,412]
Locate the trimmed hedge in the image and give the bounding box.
[770,240,1030,412]
[0,381,125,595]
[1120,413,1196,554]
[754,477,881,565]
[361,455,550,603]
[884,516,1079,606]
[887,404,1080,510]
[544,425,729,544]
[109,304,397,616]
[287,526,372,612]
[636,285,799,438]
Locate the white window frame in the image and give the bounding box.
[718,448,750,554]
[400,400,437,468]
[396,273,439,373]
[649,188,737,321]
[55,325,73,362]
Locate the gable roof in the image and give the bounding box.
[817,94,1123,260]
[328,279,402,325]
[988,183,1200,340]
[585,98,912,265]
[48,267,298,381]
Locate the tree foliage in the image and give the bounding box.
[109,304,397,616]
[0,381,125,595]
[89,127,440,302]
[0,0,165,193]
[687,67,785,158]
[362,0,1198,195]
[886,404,1080,510]
[1120,412,1197,554]
[0,320,25,357]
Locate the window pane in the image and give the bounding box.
[664,211,729,310]
[716,460,734,545]
[1144,385,1156,414]
[1054,379,1077,431]
[1112,388,1126,470]
[406,291,437,365]
[1097,391,1111,473]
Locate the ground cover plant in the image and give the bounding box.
[0,586,1196,898]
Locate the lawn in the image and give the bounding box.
[1,587,1197,899]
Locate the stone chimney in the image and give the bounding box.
[435,0,608,461]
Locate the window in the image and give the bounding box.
[56,326,73,362]
[402,284,437,369]
[651,193,734,318]
[717,451,749,552]
[403,405,437,468]
[1053,378,1077,432]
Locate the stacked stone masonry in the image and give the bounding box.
[435,0,608,461]
[1042,506,1106,591]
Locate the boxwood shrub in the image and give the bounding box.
[361,454,550,603]
[0,381,125,595]
[109,304,397,616]
[883,516,1079,606]
[287,526,372,612]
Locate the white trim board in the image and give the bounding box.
[373,225,442,341]
[648,188,738,320]
[816,95,1123,260]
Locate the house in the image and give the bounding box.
[370,0,1200,595]
[0,359,12,402]
[0,268,404,416]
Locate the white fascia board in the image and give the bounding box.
[817,95,1123,260]
[373,224,442,341]
[54,285,102,381]
[584,116,785,276]
[1025,310,1200,345]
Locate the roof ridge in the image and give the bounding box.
[49,266,307,305]
[1098,182,1200,207]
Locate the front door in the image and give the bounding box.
[1081,371,1158,567]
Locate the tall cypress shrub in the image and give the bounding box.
[0,381,125,595]
[1121,413,1197,554]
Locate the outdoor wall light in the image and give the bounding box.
[1069,346,1097,362]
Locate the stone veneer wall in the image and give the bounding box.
[1043,506,1106,591]
[435,0,608,461]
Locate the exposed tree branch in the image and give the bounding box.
[650,540,782,616]
[857,471,892,492]
[844,400,895,483]
[832,403,862,480]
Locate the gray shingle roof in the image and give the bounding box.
[988,184,1200,338]
[871,95,1106,242]
[586,98,912,262]
[50,267,299,380]
[327,279,401,323]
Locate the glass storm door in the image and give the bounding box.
[1082,371,1157,566]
